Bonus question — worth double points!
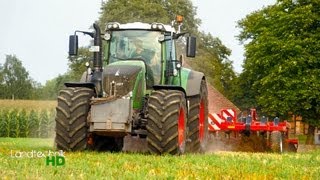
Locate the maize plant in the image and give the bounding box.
[0,108,55,138]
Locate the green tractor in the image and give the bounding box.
[55,17,208,154]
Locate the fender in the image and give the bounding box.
[186,70,205,96]
[64,82,96,93]
[153,85,186,96]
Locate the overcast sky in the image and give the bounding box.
[0,0,275,85]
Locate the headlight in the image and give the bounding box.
[151,24,157,29]
[157,24,164,29]
[151,23,165,31]
[106,22,120,30]
[112,23,119,29]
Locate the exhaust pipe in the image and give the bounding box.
[92,23,103,97]
[93,23,102,69]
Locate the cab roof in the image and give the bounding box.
[105,22,176,33]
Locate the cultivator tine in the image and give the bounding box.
[273,117,280,126]
[245,115,252,125]
[261,116,267,125]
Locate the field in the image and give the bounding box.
[0,138,319,179]
[0,100,320,179]
[0,100,56,111]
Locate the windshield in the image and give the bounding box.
[109,30,161,62]
[109,30,162,86]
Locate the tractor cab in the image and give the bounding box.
[103,21,195,89]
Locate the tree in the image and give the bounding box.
[0,63,4,97]
[188,31,236,97]
[99,0,170,25]
[229,71,259,111]
[0,55,33,99]
[238,0,320,143]
[68,47,92,81]
[99,0,201,34]
[38,72,74,100]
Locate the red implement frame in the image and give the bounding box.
[208,108,298,146]
[209,113,288,132]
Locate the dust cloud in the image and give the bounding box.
[122,132,270,153]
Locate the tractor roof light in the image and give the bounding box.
[151,23,165,31]
[176,15,183,24]
[105,22,120,30]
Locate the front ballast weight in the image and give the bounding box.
[88,96,132,137]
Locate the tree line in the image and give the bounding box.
[0,54,74,100]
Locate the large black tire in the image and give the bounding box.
[187,80,209,153]
[146,90,187,155]
[270,131,283,153]
[55,87,93,151]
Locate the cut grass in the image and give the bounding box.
[0,138,319,179]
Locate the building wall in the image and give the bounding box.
[289,115,308,135]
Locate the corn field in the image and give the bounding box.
[0,100,56,138]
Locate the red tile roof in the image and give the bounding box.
[207,84,240,115]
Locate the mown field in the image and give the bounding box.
[0,138,319,179]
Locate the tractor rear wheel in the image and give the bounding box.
[187,80,209,153]
[146,90,187,155]
[55,87,93,151]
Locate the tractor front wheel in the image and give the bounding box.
[146,90,187,155]
[55,87,93,151]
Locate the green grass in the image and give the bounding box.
[0,138,319,179]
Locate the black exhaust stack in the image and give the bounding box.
[92,23,103,97]
[93,23,103,69]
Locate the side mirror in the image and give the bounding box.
[69,35,78,56]
[186,36,196,58]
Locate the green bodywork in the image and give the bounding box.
[106,60,146,109]
[101,30,203,110]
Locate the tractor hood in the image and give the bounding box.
[103,61,146,108]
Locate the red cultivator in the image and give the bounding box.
[208,108,298,152]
